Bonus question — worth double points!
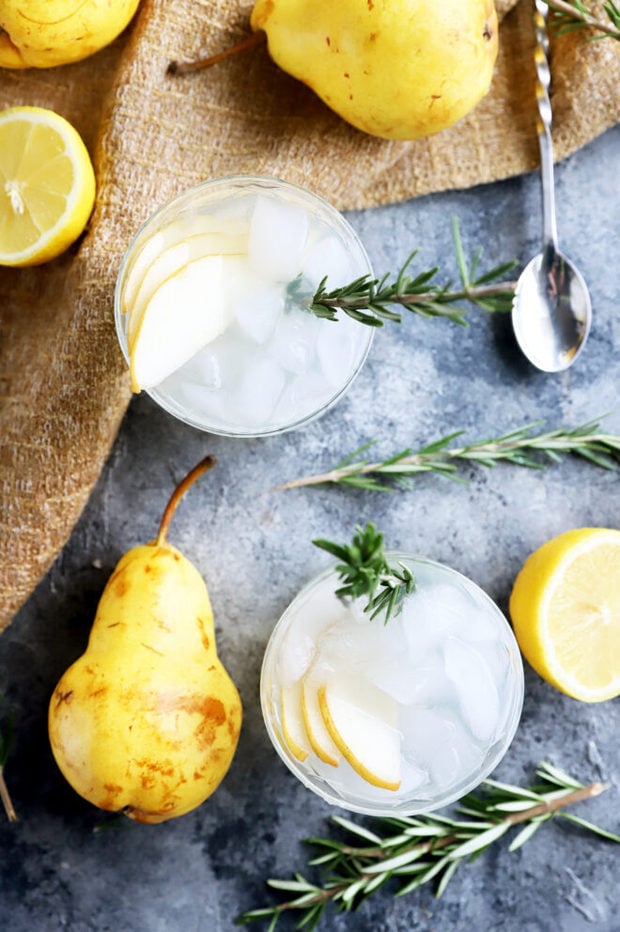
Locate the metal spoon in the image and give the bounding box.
[511,0,592,372]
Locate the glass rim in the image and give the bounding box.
[260,552,525,817]
[114,174,374,438]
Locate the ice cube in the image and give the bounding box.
[233,356,286,425]
[270,372,330,426]
[278,629,318,688]
[268,311,318,375]
[290,586,350,640]
[313,619,394,675]
[443,637,501,744]
[248,195,309,282]
[301,234,356,289]
[399,759,429,794]
[401,587,453,663]
[366,626,418,705]
[407,662,455,708]
[235,281,284,344]
[178,347,223,388]
[167,381,236,428]
[316,321,357,387]
[400,706,481,790]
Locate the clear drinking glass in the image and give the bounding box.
[261,554,524,816]
[114,175,374,437]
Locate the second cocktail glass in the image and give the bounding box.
[261,555,524,816]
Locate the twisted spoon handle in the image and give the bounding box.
[534,0,559,251]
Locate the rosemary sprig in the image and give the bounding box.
[547,0,620,40]
[313,522,415,623]
[275,417,620,493]
[236,762,620,930]
[306,217,517,327]
[0,694,17,822]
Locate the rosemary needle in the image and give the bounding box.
[274,417,620,493]
[313,522,415,624]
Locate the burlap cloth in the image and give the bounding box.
[0,0,618,632]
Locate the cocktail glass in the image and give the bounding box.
[261,554,524,816]
[114,175,374,437]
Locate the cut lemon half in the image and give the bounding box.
[0,106,96,267]
[509,528,620,702]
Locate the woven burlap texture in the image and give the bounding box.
[0,0,618,632]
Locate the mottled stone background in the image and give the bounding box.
[0,124,618,931]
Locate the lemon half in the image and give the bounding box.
[0,106,96,267]
[509,528,620,702]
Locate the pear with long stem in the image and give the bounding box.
[49,455,242,824]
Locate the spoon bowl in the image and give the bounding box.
[512,246,591,372]
[511,1,592,372]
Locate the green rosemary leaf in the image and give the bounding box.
[396,855,453,896]
[557,813,620,843]
[447,822,511,859]
[331,816,382,844]
[481,779,543,801]
[452,215,469,286]
[435,860,460,898]
[267,879,316,894]
[508,816,550,852]
[536,761,584,790]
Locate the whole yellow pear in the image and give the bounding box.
[250,0,498,140]
[48,456,242,824]
[0,0,141,69]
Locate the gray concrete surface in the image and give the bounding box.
[0,123,618,931]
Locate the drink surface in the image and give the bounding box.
[261,556,524,816]
[116,178,373,437]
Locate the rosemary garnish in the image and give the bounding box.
[307,218,517,327]
[275,417,620,493]
[313,523,415,623]
[0,694,17,822]
[547,0,620,39]
[236,762,619,930]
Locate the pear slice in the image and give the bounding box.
[130,254,231,392]
[300,677,340,767]
[122,215,247,319]
[280,682,310,762]
[318,678,401,791]
[126,231,246,352]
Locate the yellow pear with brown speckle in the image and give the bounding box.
[250,0,498,140]
[48,456,242,824]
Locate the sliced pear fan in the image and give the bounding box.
[301,677,340,767]
[121,214,247,316]
[129,254,232,392]
[125,230,246,351]
[318,677,401,791]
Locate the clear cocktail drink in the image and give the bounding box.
[115,175,373,437]
[261,555,524,816]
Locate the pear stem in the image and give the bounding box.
[155,455,217,548]
[0,768,17,822]
[167,30,266,76]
